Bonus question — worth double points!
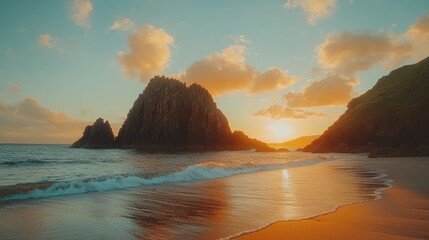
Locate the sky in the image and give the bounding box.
[1,0,429,144]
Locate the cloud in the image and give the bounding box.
[317,32,412,75]
[176,44,253,95]
[317,13,429,76]
[283,12,428,109]
[250,67,297,94]
[229,34,250,44]
[284,74,357,107]
[176,44,297,95]
[109,18,134,31]
[10,84,20,93]
[254,104,325,119]
[406,13,429,61]
[284,0,337,25]
[69,0,93,28]
[118,24,174,82]
[38,34,63,52]
[0,98,86,143]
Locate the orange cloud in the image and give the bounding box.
[284,0,337,25]
[38,34,63,52]
[69,0,93,28]
[10,84,20,93]
[119,25,174,82]
[317,32,412,75]
[0,98,86,143]
[177,44,297,95]
[250,67,297,94]
[406,13,429,61]
[286,13,428,109]
[317,13,429,75]
[110,18,134,31]
[177,44,253,95]
[255,104,325,119]
[284,74,357,107]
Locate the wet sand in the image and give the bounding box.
[0,154,389,239]
[236,157,429,240]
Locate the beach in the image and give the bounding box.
[236,157,429,240]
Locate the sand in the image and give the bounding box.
[236,157,429,240]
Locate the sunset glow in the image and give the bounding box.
[268,122,294,143]
[1,2,429,240]
[1,1,429,144]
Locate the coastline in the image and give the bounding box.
[235,156,429,240]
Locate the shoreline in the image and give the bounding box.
[0,151,388,240]
[235,157,429,240]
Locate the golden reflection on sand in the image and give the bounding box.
[127,181,229,239]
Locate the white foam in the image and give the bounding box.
[2,159,324,201]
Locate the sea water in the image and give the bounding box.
[0,144,391,239]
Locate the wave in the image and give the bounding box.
[0,159,324,201]
[1,159,51,166]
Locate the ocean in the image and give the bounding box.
[0,144,391,239]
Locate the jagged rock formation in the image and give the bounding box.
[116,76,274,151]
[72,76,275,151]
[302,56,429,157]
[71,118,116,149]
[116,77,228,150]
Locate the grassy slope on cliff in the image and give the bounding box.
[303,56,429,153]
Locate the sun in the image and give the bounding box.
[267,122,293,142]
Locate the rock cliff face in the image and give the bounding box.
[71,118,116,149]
[111,76,274,152]
[302,56,429,156]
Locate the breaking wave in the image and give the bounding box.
[0,159,323,201]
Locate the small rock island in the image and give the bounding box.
[72,76,277,152]
[71,118,115,148]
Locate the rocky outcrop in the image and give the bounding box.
[71,118,116,149]
[229,131,275,152]
[302,56,429,157]
[113,76,275,152]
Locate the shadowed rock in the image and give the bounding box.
[71,118,116,149]
[302,56,429,157]
[116,76,274,152]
